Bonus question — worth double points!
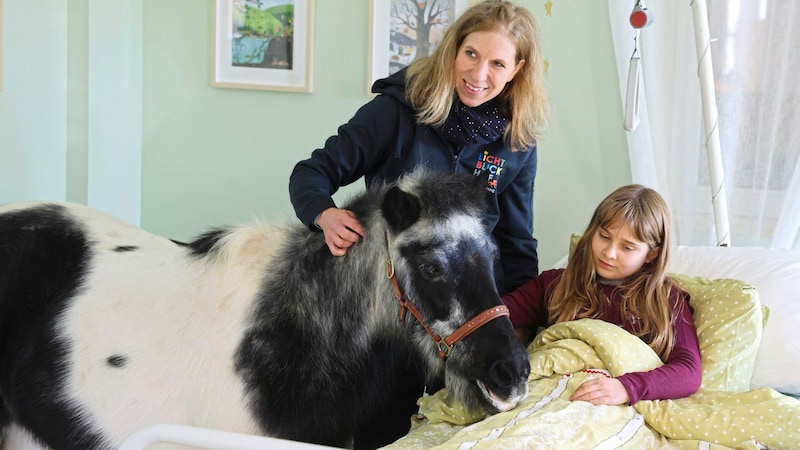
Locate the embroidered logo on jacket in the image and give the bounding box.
[473,151,505,193]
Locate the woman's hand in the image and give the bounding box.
[569,376,630,406]
[316,208,365,256]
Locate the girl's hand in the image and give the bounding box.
[569,377,630,406]
[316,208,365,256]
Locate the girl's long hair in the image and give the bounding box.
[547,185,679,360]
[405,0,549,152]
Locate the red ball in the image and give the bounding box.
[630,9,650,29]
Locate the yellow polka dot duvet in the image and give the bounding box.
[384,319,800,450]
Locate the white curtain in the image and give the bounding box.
[607,0,800,249]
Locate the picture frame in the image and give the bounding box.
[213,0,314,92]
[0,0,4,92]
[368,0,473,92]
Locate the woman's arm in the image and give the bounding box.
[289,96,400,229]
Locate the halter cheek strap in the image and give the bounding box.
[386,259,510,359]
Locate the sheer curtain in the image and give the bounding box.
[607,0,800,249]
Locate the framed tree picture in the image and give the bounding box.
[368,0,473,92]
[213,0,314,92]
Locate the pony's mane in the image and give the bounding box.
[342,168,489,223]
[394,169,489,222]
[185,169,487,269]
[185,219,293,269]
[207,220,290,269]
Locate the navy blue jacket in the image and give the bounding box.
[289,69,538,293]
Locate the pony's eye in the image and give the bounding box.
[418,263,442,280]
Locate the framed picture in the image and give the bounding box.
[213,0,314,92]
[0,0,4,92]
[368,0,473,92]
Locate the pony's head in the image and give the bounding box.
[381,169,530,415]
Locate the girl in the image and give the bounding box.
[503,184,702,406]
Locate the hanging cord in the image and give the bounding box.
[624,0,653,132]
[624,30,642,131]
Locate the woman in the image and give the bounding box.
[290,0,549,295]
[288,1,549,446]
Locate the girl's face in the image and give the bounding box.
[453,30,524,107]
[591,222,659,281]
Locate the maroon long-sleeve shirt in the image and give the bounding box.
[502,269,702,404]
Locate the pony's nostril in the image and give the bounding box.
[490,360,516,387]
[489,350,530,389]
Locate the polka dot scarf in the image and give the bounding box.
[439,98,508,146]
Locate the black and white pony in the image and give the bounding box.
[0,169,530,449]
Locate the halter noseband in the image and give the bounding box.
[386,258,510,359]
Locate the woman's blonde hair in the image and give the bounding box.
[548,184,679,360]
[405,0,549,152]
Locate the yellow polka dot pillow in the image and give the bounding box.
[668,246,800,396]
[670,274,764,392]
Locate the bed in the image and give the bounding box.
[107,242,800,449]
[383,239,800,449]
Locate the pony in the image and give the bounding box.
[0,169,530,449]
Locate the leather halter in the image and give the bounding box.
[386,258,510,359]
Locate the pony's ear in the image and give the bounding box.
[382,186,421,232]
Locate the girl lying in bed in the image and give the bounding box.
[503,184,702,406]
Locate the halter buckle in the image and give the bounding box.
[436,340,454,358]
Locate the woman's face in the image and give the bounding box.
[453,30,524,107]
[591,221,658,281]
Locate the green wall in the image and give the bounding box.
[0,0,630,270]
[0,0,68,201]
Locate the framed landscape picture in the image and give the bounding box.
[368,0,473,92]
[0,0,4,92]
[213,0,314,92]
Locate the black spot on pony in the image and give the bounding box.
[0,169,530,449]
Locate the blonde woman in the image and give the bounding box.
[290,0,548,295]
